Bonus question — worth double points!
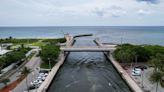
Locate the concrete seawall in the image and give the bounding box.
[74,34,93,38]
[38,35,142,92]
[37,53,67,92]
[95,39,143,92]
[104,54,143,92]
[38,35,75,92]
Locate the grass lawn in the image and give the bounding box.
[40,62,50,69]
[10,40,49,49]
[29,40,48,46]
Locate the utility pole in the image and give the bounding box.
[48,58,51,71]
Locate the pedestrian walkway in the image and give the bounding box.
[12,56,41,92]
[108,54,143,92]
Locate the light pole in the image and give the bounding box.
[141,68,144,88]
[26,75,29,92]
[134,54,138,67]
[32,71,37,92]
[48,58,51,71]
[121,37,123,46]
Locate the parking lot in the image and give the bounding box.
[126,67,164,92]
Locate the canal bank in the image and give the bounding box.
[37,52,69,92]
[104,53,143,92]
[37,34,75,92]
[95,39,143,92]
[47,37,132,92]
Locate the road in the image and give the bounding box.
[0,49,39,89]
[12,55,41,92]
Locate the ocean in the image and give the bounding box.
[0,26,164,45]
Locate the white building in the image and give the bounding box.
[0,46,11,56]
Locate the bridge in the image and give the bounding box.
[60,46,116,52]
[61,34,117,52]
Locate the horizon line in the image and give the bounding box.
[0,25,164,27]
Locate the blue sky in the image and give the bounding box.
[0,0,164,26]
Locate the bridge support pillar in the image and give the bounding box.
[63,51,68,56]
[107,51,112,56]
[107,51,111,56]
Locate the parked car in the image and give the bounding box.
[131,68,141,76]
[135,66,147,70]
[30,72,49,88]
[28,85,36,90]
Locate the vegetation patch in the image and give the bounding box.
[40,45,60,69]
[114,44,164,90]
[0,48,30,71]
[114,44,151,63]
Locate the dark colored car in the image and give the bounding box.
[135,65,147,70]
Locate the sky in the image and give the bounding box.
[0,0,164,26]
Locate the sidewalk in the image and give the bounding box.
[0,49,38,89]
[12,56,41,92]
[108,54,143,92]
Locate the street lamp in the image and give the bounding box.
[141,68,144,88]
[32,71,37,92]
[48,58,51,71]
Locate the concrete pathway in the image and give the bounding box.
[0,71,19,89]
[37,53,66,92]
[0,49,39,89]
[12,56,41,92]
[128,67,164,92]
[108,54,143,92]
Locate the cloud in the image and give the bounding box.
[0,0,163,26]
[92,8,106,17]
[111,10,126,17]
[136,0,160,4]
[109,6,127,17]
[137,9,152,15]
[93,5,126,17]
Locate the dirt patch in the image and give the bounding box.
[0,76,25,92]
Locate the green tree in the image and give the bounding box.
[21,44,25,49]
[150,72,164,92]
[149,53,164,91]
[21,67,31,92]
[0,77,10,87]
[150,53,164,72]
[0,58,5,70]
[114,44,150,63]
[21,67,31,77]
[40,45,60,66]
[150,57,161,72]
[9,36,13,40]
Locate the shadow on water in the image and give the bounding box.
[47,37,132,92]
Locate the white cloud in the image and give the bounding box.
[137,9,152,15]
[92,5,126,17]
[0,0,163,26]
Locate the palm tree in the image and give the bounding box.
[150,57,161,72]
[0,62,4,73]
[21,67,31,92]
[0,77,10,87]
[150,71,163,92]
[149,54,164,92]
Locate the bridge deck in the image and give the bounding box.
[60,46,116,51]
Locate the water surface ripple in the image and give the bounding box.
[47,37,132,92]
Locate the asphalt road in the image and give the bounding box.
[12,56,41,92]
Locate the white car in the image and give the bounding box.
[41,76,46,81]
[131,68,141,76]
[39,73,44,76]
[44,73,48,76]
[31,79,43,86]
